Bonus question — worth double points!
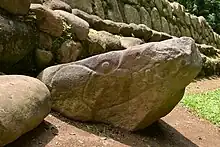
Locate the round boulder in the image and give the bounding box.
[0,75,51,146]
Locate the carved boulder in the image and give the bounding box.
[38,37,202,131]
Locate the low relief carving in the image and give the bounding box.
[38,37,202,131]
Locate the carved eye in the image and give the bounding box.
[95,60,117,75]
[101,61,110,69]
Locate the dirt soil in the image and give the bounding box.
[6,77,220,147]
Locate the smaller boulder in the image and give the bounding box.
[0,75,51,146]
[57,40,82,63]
[63,0,93,14]
[118,23,133,37]
[30,4,64,37]
[0,14,38,72]
[31,0,43,4]
[130,24,153,41]
[124,4,140,24]
[98,20,120,34]
[39,32,53,50]
[0,0,30,15]
[120,37,144,48]
[83,29,123,56]
[43,0,72,13]
[54,10,89,40]
[148,31,172,42]
[35,49,53,69]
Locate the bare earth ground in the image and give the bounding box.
[6,77,220,147]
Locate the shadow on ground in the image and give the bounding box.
[51,112,198,147]
[6,120,58,147]
[6,111,198,147]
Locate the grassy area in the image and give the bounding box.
[181,89,220,126]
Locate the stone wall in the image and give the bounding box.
[1,0,220,78]
[63,0,220,49]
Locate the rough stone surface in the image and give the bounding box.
[124,4,140,24]
[70,5,220,48]
[31,0,43,4]
[198,16,206,31]
[93,0,105,19]
[72,9,122,35]
[165,0,173,18]
[0,14,38,72]
[120,37,144,48]
[38,37,202,131]
[43,0,72,13]
[57,40,82,63]
[39,32,53,50]
[30,4,64,37]
[191,15,199,31]
[100,20,120,34]
[185,13,191,25]
[62,0,93,13]
[174,25,181,37]
[168,23,174,36]
[0,75,51,146]
[171,2,184,21]
[69,0,220,47]
[139,7,152,28]
[151,7,162,31]
[118,23,133,36]
[123,0,139,5]
[196,44,218,57]
[161,17,170,34]
[71,8,170,43]
[130,24,153,41]
[0,0,30,15]
[55,10,89,40]
[106,0,123,22]
[35,49,53,69]
[154,0,163,13]
[82,29,123,56]
[149,30,171,42]
[72,8,101,26]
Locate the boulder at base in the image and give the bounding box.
[0,14,38,72]
[0,75,51,146]
[38,37,202,131]
[0,0,30,15]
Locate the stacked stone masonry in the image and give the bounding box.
[0,0,219,78]
[65,0,220,49]
[70,9,220,77]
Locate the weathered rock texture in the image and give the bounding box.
[0,0,219,77]
[54,10,89,40]
[0,75,51,146]
[68,0,220,49]
[71,8,220,77]
[72,9,172,42]
[0,0,30,15]
[0,14,38,73]
[30,4,64,37]
[57,40,82,63]
[43,0,72,13]
[38,37,202,131]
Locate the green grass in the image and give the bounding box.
[181,89,220,126]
